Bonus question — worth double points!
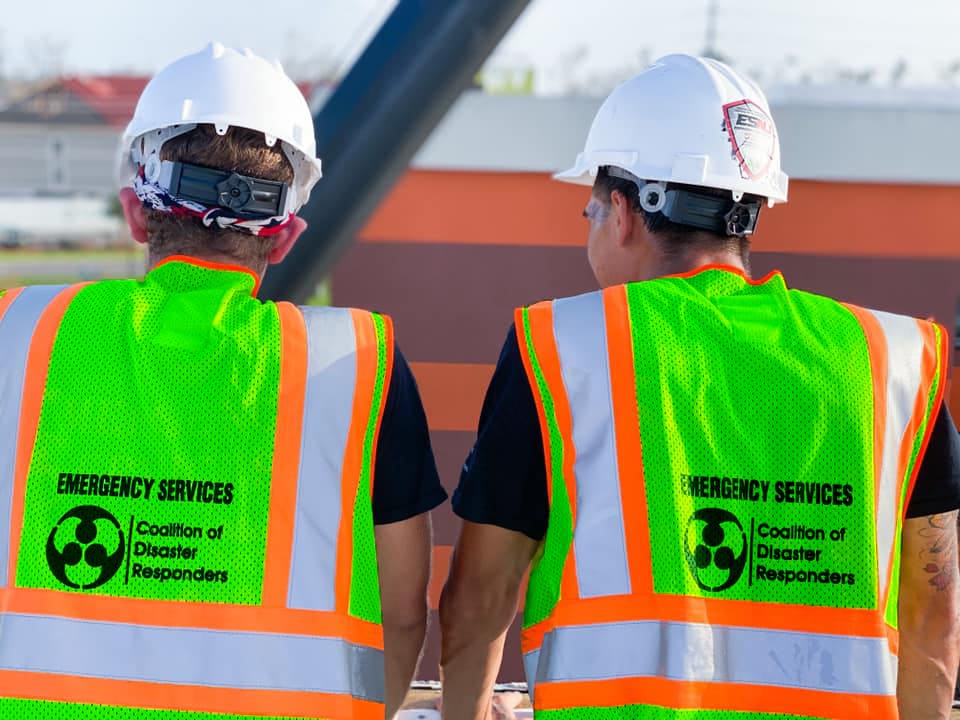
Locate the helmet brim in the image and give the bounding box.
[552,166,595,186]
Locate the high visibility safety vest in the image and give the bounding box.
[0,257,393,719]
[516,265,946,720]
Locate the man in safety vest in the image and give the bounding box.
[440,54,960,718]
[0,43,446,719]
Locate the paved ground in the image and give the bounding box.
[401,689,532,718]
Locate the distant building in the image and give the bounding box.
[0,75,316,246]
[0,75,319,197]
[0,76,149,196]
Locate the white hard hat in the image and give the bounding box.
[555,54,788,206]
[117,42,322,214]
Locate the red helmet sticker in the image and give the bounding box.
[722,99,776,181]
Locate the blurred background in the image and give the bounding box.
[2,0,960,685]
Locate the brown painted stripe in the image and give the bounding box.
[411,362,493,432]
[751,253,960,335]
[332,241,594,364]
[417,609,525,682]
[950,379,960,422]
[431,502,461,554]
[429,430,472,548]
[335,243,959,363]
[431,430,475,493]
[359,170,960,259]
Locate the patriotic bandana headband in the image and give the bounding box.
[133,167,293,237]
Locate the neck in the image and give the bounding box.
[646,248,748,282]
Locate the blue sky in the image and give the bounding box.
[3,0,960,92]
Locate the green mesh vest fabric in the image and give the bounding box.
[519,307,575,629]
[17,262,280,604]
[5,261,387,719]
[348,311,389,624]
[0,700,303,720]
[522,268,905,720]
[631,270,877,608]
[534,708,823,720]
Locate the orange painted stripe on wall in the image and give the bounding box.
[409,362,494,432]
[359,170,960,259]
[360,171,588,248]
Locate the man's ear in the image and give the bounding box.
[118,187,148,245]
[267,215,308,265]
[611,189,638,248]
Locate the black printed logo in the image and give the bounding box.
[46,505,125,590]
[684,507,747,592]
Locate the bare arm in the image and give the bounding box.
[897,510,960,719]
[375,513,433,718]
[439,520,539,720]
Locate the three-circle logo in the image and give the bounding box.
[684,507,747,592]
[46,505,125,590]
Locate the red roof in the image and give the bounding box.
[59,75,317,127]
[60,76,150,126]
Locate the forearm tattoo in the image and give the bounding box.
[917,513,959,591]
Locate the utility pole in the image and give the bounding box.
[704,0,719,59]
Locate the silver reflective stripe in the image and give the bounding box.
[523,648,541,702]
[0,285,68,587]
[537,620,896,696]
[0,612,385,702]
[552,292,630,598]
[288,306,358,611]
[868,310,924,601]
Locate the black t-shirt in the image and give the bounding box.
[372,344,447,525]
[453,326,960,540]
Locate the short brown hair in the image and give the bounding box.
[145,125,294,265]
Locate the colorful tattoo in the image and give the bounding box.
[918,513,959,591]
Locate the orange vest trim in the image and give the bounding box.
[8,282,89,586]
[841,303,888,515]
[0,669,384,720]
[0,288,25,323]
[516,301,581,602]
[533,676,896,720]
[261,301,308,608]
[153,255,262,297]
[521,593,889,655]
[334,308,394,614]
[0,587,383,647]
[602,284,653,594]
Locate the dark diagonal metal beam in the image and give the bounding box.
[260,0,533,302]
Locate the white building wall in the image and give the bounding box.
[412,88,960,185]
[0,124,119,195]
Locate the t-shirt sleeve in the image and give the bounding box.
[905,401,960,518]
[451,325,549,541]
[371,343,447,525]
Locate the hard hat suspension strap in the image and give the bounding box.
[606,166,761,238]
